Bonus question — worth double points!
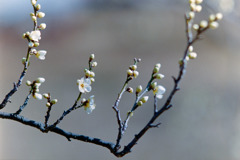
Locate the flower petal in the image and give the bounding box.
[157,85,166,94]
[85,85,92,93]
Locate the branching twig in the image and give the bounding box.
[0,0,223,158]
[14,90,32,115]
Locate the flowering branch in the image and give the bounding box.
[0,0,223,158]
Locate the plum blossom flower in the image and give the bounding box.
[77,77,92,93]
[35,50,47,60]
[29,30,41,41]
[153,85,166,99]
[84,95,96,114]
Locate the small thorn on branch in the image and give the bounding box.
[172,76,177,83]
[149,123,161,128]
[166,104,172,110]
[66,137,71,141]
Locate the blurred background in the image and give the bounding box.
[0,0,240,160]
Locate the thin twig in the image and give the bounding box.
[14,90,32,115]
[46,92,82,131]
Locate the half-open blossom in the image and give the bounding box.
[153,85,166,99]
[29,30,41,41]
[35,50,47,60]
[84,95,96,114]
[77,77,92,93]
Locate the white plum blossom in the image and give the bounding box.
[84,95,96,114]
[153,85,166,99]
[77,77,92,93]
[35,50,47,60]
[29,30,41,41]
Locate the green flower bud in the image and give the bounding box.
[51,99,58,104]
[141,96,149,103]
[136,85,142,94]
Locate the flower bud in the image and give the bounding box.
[33,93,42,100]
[127,69,133,76]
[31,15,37,21]
[31,0,37,5]
[200,20,208,28]
[85,69,91,77]
[136,85,142,94]
[22,57,27,65]
[127,111,134,117]
[151,82,157,90]
[190,3,196,11]
[216,13,223,20]
[188,11,195,19]
[89,71,95,78]
[188,52,197,59]
[141,96,149,103]
[193,24,199,30]
[188,45,193,52]
[90,78,95,83]
[90,54,95,61]
[39,23,46,30]
[26,80,32,86]
[51,99,58,104]
[126,87,134,93]
[43,93,50,99]
[209,14,216,22]
[209,22,219,29]
[133,71,139,78]
[46,102,51,107]
[130,65,137,71]
[34,42,39,47]
[36,4,41,10]
[137,101,143,106]
[28,42,34,48]
[22,33,27,39]
[179,59,184,66]
[155,63,161,69]
[37,12,45,18]
[36,77,45,83]
[92,62,97,67]
[155,74,165,79]
[153,67,160,74]
[195,5,202,12]
[81,98,87,104]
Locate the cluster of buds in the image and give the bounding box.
[86,54,97,82]
[22,0,47,61]
[151,63,166,99]
[77,54,97,93]
[152,63,164,80]
[137,96,149,106]
[26,77,45,100]
[127,58,141,79]
[43,93,58,107]
[189,0,203,13]
[187,45,197,60]
[193,12,223,31]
